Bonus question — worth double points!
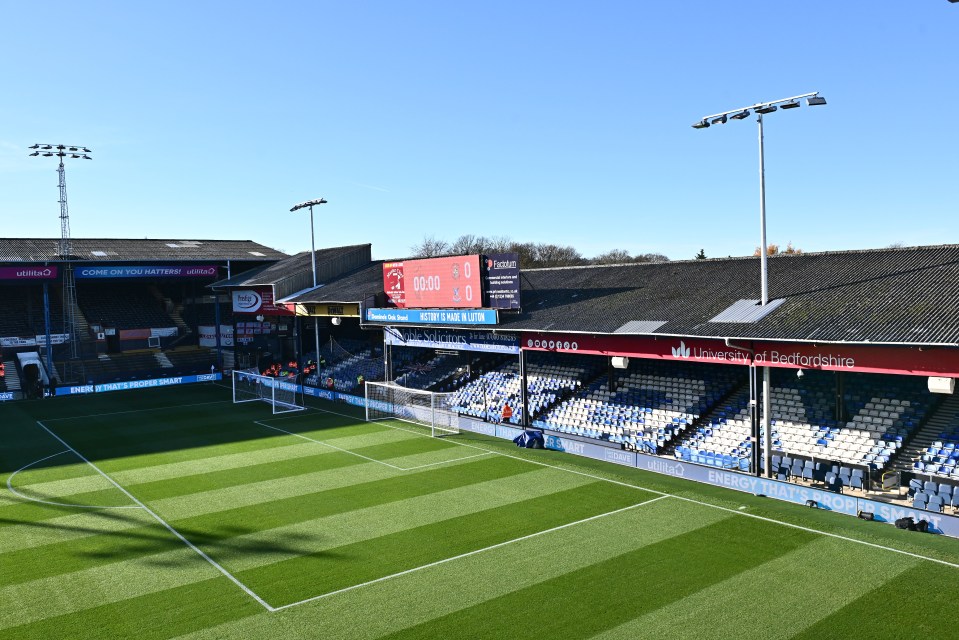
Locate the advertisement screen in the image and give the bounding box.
[382,255,483,309]
[483,253,521,310]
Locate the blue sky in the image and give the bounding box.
[1,1,955,261]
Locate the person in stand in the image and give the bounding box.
[326,376,335,390]
[357,374,365,388]
[501,402,513,424]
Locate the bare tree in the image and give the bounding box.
[593,249,633,264]
[534,244,583,268]
[409,235,451,257]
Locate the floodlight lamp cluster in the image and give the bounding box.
[290,198,328,212]
[28,144,92,159]
[691,93,826,129]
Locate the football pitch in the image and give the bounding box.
[1,384,957,639]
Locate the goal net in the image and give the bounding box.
[232,370,304,414]
[365,381,459,437]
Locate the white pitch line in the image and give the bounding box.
[254,420,493,472]
[272,494,670,612]
[302,402,959,572]
[254,421,407,471]
[6,450,143,510]
[32,420,275,612]
[397,452,493,471]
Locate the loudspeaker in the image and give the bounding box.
[611,356,630,369]
[857,510,874,521]
[928,376,955,394]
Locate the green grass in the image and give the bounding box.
[0,384,957,640]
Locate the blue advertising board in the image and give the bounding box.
[455,420,959,538]
[383,327,520,354]
[0,391,14,402]
[75,265,218,279]
[366,308,498,326]
[56,373,221,396]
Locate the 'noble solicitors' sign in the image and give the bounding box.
[522,332,959,378]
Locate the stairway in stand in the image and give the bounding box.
[891,393,959,474]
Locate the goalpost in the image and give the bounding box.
[365,381,459,437]
[232,370,305,414]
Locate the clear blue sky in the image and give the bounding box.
[1,1,955,261]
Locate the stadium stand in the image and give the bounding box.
[534,361,742,453]
[77,283,176,330]
[449,354,602,426]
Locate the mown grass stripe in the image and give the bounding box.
[0,546,216,630]
[789,562,959,639]
[591,536,919,640]
[166,454,537,534]
[107,425,418,486]
[0,487,137,528]
[378,516,817,640]
[0,520,186,587]
[123,450,368,502]
[0,576,261,640]
[212,465,596,571]
[147,457,409,521]
[0,507,157,555]
[240,480,651,606]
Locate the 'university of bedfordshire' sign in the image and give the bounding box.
[383,327,519,354]
[521,332,959,377]
[366,308,498,326]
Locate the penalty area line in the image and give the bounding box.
[253,420,493,472]
[271,494,670,612]
[32,420,276,612]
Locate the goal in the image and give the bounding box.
[232,370,304,414]
[365,381,459,437]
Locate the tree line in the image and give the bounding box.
[410,235,669,269]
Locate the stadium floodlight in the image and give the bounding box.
[29,142,93,381]
[691,119,711,129]
[691,91,826,481]
[291,196,329,369]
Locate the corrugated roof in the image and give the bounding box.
[0,238,287,262]
[336,244,959,347]
[211,244,373,301]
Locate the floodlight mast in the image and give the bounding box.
[290,198,328,369]
[691,93,827,480]
[29,144,93,384]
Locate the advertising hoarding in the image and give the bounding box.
[521,332,959,377]
[74,265,218,279]
[0,266,58,280]
[483,253,521,310]
[231,288,294,316]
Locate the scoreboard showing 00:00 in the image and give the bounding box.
[406,255,482,309]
